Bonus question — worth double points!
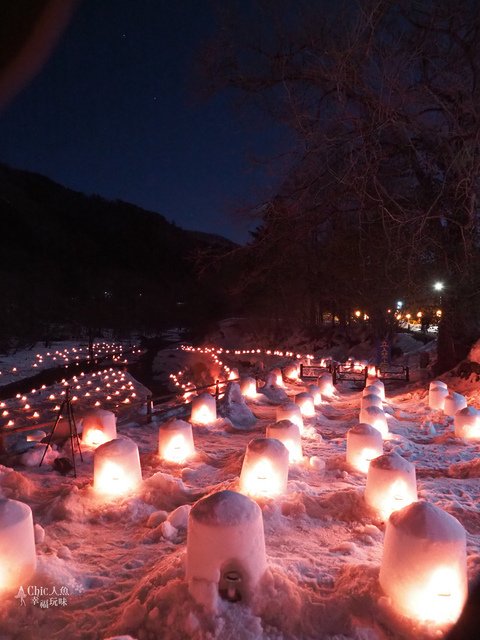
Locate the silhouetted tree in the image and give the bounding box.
[205,0,480,369]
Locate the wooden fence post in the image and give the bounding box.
[146,395,152,423]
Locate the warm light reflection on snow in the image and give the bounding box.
[282,438,303,464]
[83,427,109,448]
[241,459,283,498]
[94,460,136,496]
[191,403,215,425]
[377,479,415,520]
[162,433,189,464]
[466,420,480,440]
[241,379,257,399]
[296,395,315,417]
[404,566,464,624]
[354,447,379,473]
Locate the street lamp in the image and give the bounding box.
[433,281,444,308]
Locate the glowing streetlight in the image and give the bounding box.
[433,282,444,292]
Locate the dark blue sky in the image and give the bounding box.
[0,0,285,242]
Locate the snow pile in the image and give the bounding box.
[220,382,257,430]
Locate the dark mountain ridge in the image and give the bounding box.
[0,163,236,342]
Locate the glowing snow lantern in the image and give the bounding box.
[81,409,117,448]
[158,418,195,463]
[346,423,383,473]
[276,402,304,434]
[365,452,417,520]
[228,368,239,381]
[361,406,389,438]
[93,437,142,496]
[295,392,315,418]
[239,376,257,399]
[307,384,322,406]
[454,406,480,440]
[317,372,335,398]
[266,419,303,463]
[361,393,383,412]
[429,381,448,411]
[444,392,467,418]
[379,501,467,625]
[191,392,217,425]
[283,362,299,381]
[0,499,36,593]
[270,368,284,388]
[186,490,267,612]
[239,437,289,499]
[367,364,377,378]
[25,430,46,443]
[364,379,385,401]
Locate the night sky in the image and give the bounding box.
[0,1,283,243]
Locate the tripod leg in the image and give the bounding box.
[39,399,66,468]
[66,401,77,478]
[70,402,83,462]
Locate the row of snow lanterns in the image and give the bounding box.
[0,364,470,627]
[89,362,327,499]
[172,344,320,398]
[183,380,467,625]
[429,380,480,439]
[184,489,467,620]
[0,341,134,376]
[0,489,467,627]
[1,368,141,429]
[346,378,418,520]
[344,378,468,625]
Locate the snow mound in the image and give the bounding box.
[389,500,465,541]
[0,464,36,500]
[190,489,260,526]
[369,451,413,472]
[220,382,257,429]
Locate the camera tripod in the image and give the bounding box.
[39,385,83,477]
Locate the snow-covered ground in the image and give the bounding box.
[0,343,479,640]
